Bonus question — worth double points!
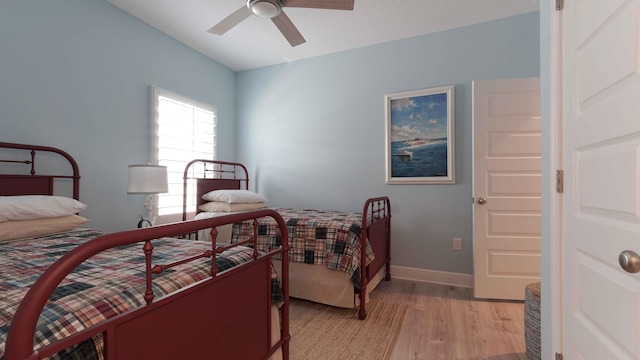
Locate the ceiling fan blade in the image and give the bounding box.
[282,0,354,10]
[208,6,252,35]
[272,11,306,47]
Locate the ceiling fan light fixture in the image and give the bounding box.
[247,0,282,19]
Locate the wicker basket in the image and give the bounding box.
[524,282,541,360]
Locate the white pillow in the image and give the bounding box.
[199,201,267,212]
[0,195,87,222]
[0,215,89,241]
[201,190,267,204]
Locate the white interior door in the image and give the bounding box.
[561,0,640,358]
[472,78,541,300]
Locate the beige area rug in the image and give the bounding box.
[288,298,407,360]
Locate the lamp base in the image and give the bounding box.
[143,194,156,226]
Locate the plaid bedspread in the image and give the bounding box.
[231,208,375,289]
[0,229,282,359]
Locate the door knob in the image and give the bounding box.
[619,250,640,273]
[476,197,487,205]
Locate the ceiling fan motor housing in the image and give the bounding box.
[247,0,282,18]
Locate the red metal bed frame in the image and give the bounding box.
[182,159,391,320]
[0,142,80,199]
[0,143,290,360]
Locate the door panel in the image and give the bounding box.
[488,133,541,156]
[562,0,640,358]
[488,173,541,196]
[473,78,541,300]
[489,212,541,236]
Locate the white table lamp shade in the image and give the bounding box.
[127,165,168,194]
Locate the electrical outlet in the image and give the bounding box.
[453,237,463,250]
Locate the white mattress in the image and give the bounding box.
[194,211,234,244]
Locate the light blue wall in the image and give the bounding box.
[0,0,236,232]
[236,12,540,275]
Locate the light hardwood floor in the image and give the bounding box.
[369,279,527,360]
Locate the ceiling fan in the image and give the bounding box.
[208,0,355,47]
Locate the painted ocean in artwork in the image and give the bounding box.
[391,139,448,177]
[389,91,450,178]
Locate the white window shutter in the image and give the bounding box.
[150,86,216,223]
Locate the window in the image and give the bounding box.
[150,86,216,223]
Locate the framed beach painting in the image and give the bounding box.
[385,85,455,184]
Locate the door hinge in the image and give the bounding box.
[556,353,564,360]
[556,170,564,193]
[556,0,564,11]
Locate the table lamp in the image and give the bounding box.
[127,164,168,227]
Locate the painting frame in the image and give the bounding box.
[385,85,455,184]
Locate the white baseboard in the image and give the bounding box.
[390,265,473,288]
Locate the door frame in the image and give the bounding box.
[544,1,563,358]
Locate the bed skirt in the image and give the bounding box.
[271,260,385,309]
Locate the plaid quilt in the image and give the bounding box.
[0,229,282,359]
[231,208,375,289]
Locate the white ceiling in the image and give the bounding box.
[107,0,539,72]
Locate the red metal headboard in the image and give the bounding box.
[0,142,80,199]
[182,159,249,221]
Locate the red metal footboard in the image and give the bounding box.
[4,210,290,360]
[358,196,391,320]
